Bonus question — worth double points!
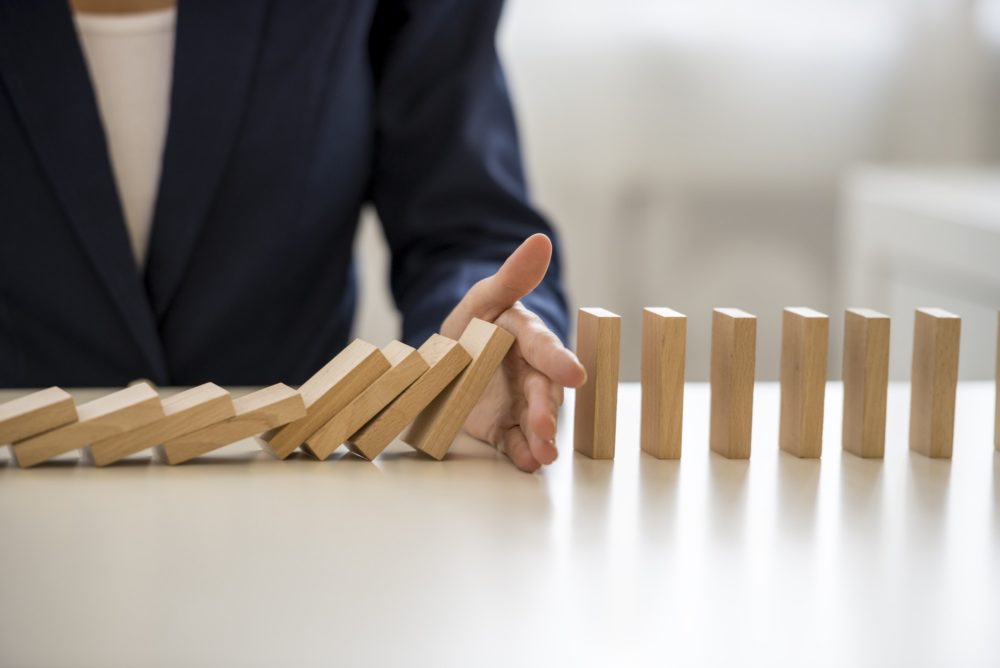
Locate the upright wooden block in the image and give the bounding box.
[158,384,306,465]
[842,308,890,458]
[709,308,757,459]
[304,342,429,460]
[0,387,77,444]
[11,384,163,468]
[348,334,471,461]
[262,339,390,459]
[87,383,235,466]
[779,307,829,458]
[640,307,686,459]
[909,308,961,458]
[573,308,621,460]
[404,318,515,460]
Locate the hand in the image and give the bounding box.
[440,234,586,472]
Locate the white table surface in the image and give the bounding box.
[1,382,998,668]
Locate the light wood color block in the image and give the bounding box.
[709,308,757,459]
[304,341,429,460]
[262,339,390,459]
[842,308,890,458]
[404,318,515,460]
[779,307,829,458]
[88,383,234,466]
[158,384,305,465]
[573,307,621,460]
[11,383,162,468]
[640,307,686,459]
[348,334,471,461]
[909,308,961,458]
[0,387,77,445]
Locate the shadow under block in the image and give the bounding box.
[158,384,306,465]
[404,318,515,460]
[304,341,429,460]
[574,308,622,460]
[709,308,757,459]
[640,308,686,459]
[11,383,163,468]
[88,384,235,466]
[842,308,890,458]
[261,339,390,459]
[779,307,829,458]
[348,334,471,461]
[0,387,77,445]
[909,308,961,458]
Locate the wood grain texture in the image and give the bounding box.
[404,319,515,460]
[11,384,163,468]
[640,307,686,459]
[909,308,961,458]
[262,339,389,459]
[842,308,890,458]
[709,308,757,459]
[574,307,621,460]
[88,384,234,466]
[0,387,77,445]
[304,341,429,460]
[158,384,306,465]
[779,307,829,458]
[348,335,471,461]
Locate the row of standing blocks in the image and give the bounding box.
[575,307,1000,460]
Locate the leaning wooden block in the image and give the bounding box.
[11,383,163,468]
[779,307,829,458]
[404,318,515,460]
[909,308,961,458]
[262,339,390,459]
[842,308,890,458]
[87,383,234,466]
[640,308,685,459]
[709,308,757,459]
[304,341,429,460]
[348,334,471,461]
[0,387,77,444]
[574,307,622,460]
[158,384,305,465]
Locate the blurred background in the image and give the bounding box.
[355,0,1000,382]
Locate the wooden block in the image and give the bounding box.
[348,334,471,461]
[11,384,163,468]
[842,308,890,458]
[573,307,621,460]
[0,387,77,445]
[779,307,829,458]
[261,339,390,459]
[909,307,961,458]
[404,318,515,460]
[87,383,235,466]
[640,307,686,459]
[304,342,429,460]
[158,384,306,465]
[709,308,757,459]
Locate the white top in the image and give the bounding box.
[74,8,177,268]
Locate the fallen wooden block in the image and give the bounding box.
[842,308,890,458]
[574,307,621,460]
[348,334,471,461]
[0,387,77,445]
[261,339,390,459]
[640,308,685,459]
[909,308,961,458]
[158,384,305,465]
[709,308,757,459]
[11,383,163,468]
[404,318,515,460]
[87,383,235,466]
[779,307,829,458]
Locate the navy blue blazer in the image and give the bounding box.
[0,0,568,388]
